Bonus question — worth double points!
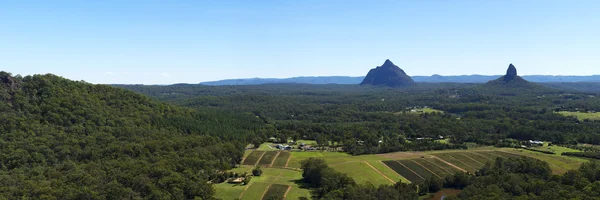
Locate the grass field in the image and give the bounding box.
[230,165,253,174]
[227,167,310,200]
[558,111,600,121]
[257,143,278,151]
[243,151,265,165]
[262,184,290,200]
[528,144,582,155]
[258,151,279,166]
[240,182,271,200]
[214,182,247,200]
[366,160,411,183]
[285,186,311,200]
[331,161,395,185]
[272,151,291,168]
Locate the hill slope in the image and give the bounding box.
[0,72,262,199]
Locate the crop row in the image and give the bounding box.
[413,158,453,177]
[398,160,437,180]
[258,151,279,166]
[382,160,424,183]
[243,151,265,165]
[271,151,291,168]
[434,153,478,172]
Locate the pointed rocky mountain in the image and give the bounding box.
[360,59,415,87]
[504,64,518,81]
[485,63,532,87]
[480,64,557,95]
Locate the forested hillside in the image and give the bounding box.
[118,83,600,155]
[0,72,264,199]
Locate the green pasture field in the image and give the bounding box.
[258,143,278,151]
[226,167,310,200]
[558,111,600,121]
[214,182,247,200]
[330,161,395,185]
[240,182,270,200]
[262,184,290,200]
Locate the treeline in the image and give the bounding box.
[523,147,555,155]
[0,72,265,199]
[560,145,600,159]
[562,152,600,159]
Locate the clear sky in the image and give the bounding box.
[1,0,599,84]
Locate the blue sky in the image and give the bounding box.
[1,0,599,84]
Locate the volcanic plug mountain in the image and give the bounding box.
[360,59,415,87]
[485,64,533,87]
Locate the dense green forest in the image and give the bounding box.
[0,72,266,199]
[117,82,600,155]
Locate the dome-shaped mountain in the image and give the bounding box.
[360,59,415,87]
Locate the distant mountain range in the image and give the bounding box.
[201,75,600,85]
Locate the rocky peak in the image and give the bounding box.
[0,72,19,89]
[381,59,395,68]
[360,59,415,87]
[504,64,518,81]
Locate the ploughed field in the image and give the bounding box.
[382,151,525,183]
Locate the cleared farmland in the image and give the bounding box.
[262,184,290,200]
[434,153,478,172]
[240,182,270,200]
[243,151,265,165]
[382,160,425,183]
[451,153,485,169]
[413,158,452,177]
[258,151,279,166]
[272,151,291,168]
[428,158,461,173]
[382,151,522,183]
[398,160,438,179]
